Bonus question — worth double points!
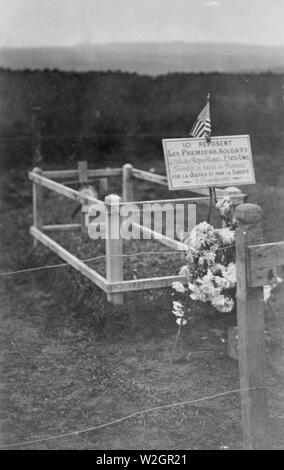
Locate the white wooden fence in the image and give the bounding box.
[29,162,245,305]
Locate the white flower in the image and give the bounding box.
[186,248,197,264]
[222,263,236,287]
[216,196,232,217]
[172,281,186,293]
[220,297,234,313]
[202,250,216,264]
[211,294,224,308]
[189,284,205,301]
[174,215,237,322]
[263,273,282,303]
[198,250,216,267]
[176,318,188,326]
[216,227,235,245]
[263,285,272,302]
[212,294,226,309]
[187,222,216,250]
[271,276,283,290]
[212,263,225,275]
[212,295,234,312]
[202,280,222,300]
[172,300,184,317]
[188,281,195,291]
[173,300,183,310]
[214,275,231,290]
[179,265,191,279]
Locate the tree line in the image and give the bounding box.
[0,68,283,184]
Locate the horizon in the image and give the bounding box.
[2,40,284,50]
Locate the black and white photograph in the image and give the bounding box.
[0,0,283,451]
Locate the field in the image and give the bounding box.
[0,160,284,450]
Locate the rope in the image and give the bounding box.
[0,386,270,449]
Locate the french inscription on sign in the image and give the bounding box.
[162,135,255,190]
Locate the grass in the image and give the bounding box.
[0,163,283,449]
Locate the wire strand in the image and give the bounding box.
[0,386,270,449]
[0,250,185,277]
[0,242,238,277]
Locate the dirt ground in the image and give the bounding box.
[0,168,283,449]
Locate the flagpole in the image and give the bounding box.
[207,187,213,223]
[189,93,215,223]
[205,93,211,143]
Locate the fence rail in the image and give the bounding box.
[30,226,108,292]
[42,168,122,180]
[248,240,284,287]
[29,170,107,208]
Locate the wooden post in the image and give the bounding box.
[105,194,124,305]
[78,161,88,233]
[99,166,110,198]
[31,107,42,167]
[99,177,108,197]
[78,160,88,186]
[32,167,43,248]
[122,163,134,202]
[235,203,269,449]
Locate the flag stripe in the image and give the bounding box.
[191,120,203,135]
[189,100,211,139]
[192,120,204,135]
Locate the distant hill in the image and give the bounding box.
[1,42,284,74]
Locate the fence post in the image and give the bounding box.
[99,177,108,198]
[122,163,134,202]
[78,160,88,186]
[235,203,269,449]
[105,194,124,305]
[32,167,43,248]
[99,166,110,198]
[31,106,42,167]
[78,161,88,233]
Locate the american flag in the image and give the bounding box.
[189,94,211,139]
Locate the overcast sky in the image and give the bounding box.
[1,0,283,48]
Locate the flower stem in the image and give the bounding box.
[170,322,182,365]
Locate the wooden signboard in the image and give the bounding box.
[163,135,255,190]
